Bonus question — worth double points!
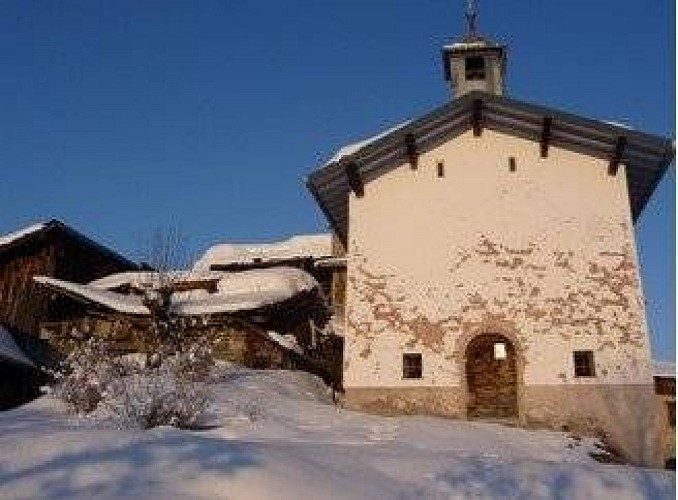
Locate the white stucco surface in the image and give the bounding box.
[344,129,652,389]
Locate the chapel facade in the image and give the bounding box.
[306,12,673,466]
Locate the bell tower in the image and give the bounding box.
[442,0,506,98]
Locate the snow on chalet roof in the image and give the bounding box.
[653,360,676,378]
[0,222,47,247]
[173,267,318,316]
[35,267,319,317]
[0,326,35,367]
[194,234,333,271]
[89,270,224,290]
[35,276,149,315]
[266,331,302,355]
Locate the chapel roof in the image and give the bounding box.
[306,91,674,240]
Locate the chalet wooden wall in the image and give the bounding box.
[42,312,343,388]
[0,225,137,342]
[0,239,57,338]
[43,314,302,368]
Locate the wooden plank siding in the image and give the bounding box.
[0,222,138,359]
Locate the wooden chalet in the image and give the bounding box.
[34,267,342,386]
[194,233,348,341]
[0,219,139,364]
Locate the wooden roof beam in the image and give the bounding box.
[472,98,483,137]
[405,133,418,170]
[540,116,552,158]
[344,161,364,198]
[608,136,627,176]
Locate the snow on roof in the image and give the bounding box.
[0,222,47,247]
[325,121,412,166]
[89,270,224,290]
[36,267,319,317]
[266,331,303,355]
[0,326,35,367]
[653,360,675,378]
[603,120,634,130]
[194,234,333,271]
[35,276,150,315]
[444,41,491,50]
[173,267,319,315]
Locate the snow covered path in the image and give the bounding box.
[0,368,674,499]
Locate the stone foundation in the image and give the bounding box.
[344,384,662,467]
[344,387,464,418]
[522,384,662,467]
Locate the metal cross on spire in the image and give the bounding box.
[465,0,478,36]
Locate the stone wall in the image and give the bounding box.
[343,387,464,418]
[522,384,661,467]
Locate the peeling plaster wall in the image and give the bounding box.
[344,129,652,391]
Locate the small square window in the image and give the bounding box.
[465,56,486,80]
[573,350,595,377]
[403,353,422,379]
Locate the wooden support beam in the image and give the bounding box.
[472,98,483,137]
[540,116,552,158]
[405,133,418,170]
[608,136,627,176]
[344,161,364,197]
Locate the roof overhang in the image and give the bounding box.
[0,219,138,270]
[306,91,674,242]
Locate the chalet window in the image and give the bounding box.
[667,402,676,429]
[465,56,486,80]
[508,156,517,172]
[403,353,422,379]
[437,161,445,178]
[573,350,596,377]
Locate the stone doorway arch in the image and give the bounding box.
[465,333,518,419]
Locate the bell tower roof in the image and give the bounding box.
[441,1,507,98]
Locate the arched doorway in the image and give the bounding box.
[465,333,518,419]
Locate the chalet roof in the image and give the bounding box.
[194,234,333,271]
[0,326,35,367]
[34,267,321,317]
[306,91,674,240]
[0,222,47,247]
[0,219,137,269]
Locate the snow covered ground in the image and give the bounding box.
[0,367,674,499]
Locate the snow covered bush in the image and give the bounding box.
[52,335,214,429]
[102,357,212,429]
[172,337,215,381]
[50,337,130,414]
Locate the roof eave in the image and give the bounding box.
[306,91,674,238]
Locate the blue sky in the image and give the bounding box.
[0,1,674,360]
